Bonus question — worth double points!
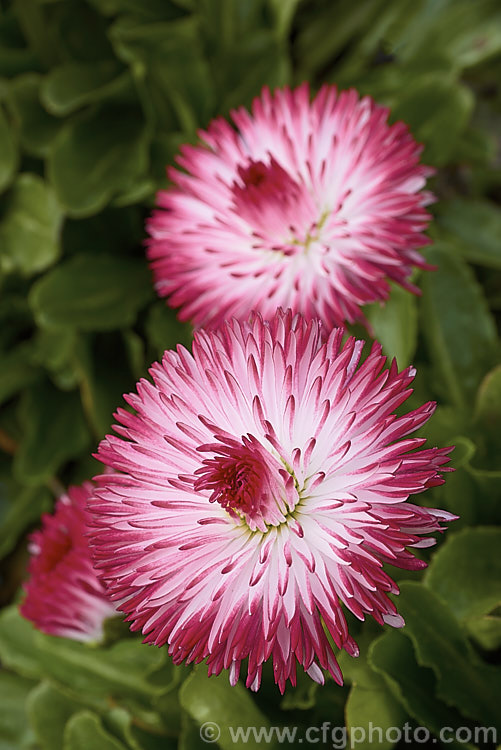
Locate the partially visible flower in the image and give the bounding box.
[89,310,454,692]
[147,84,434,329]
[21,482,116,642]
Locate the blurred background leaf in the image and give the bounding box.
[0,0,500,747]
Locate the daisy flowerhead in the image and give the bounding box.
[89,310,454,692]
[146,84,434,329]
[20,482,117,642]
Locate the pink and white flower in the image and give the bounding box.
[89,310,454,692]
[21,482,116,642]
[147,84,434,328]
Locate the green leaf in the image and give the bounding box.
[424,527,501,621]
[72,333,138,439]
[62,205,144,258]
[88,0,188,19]
[345,681,406,750]
[50,2,114,64]
[404,2,501,70]
[268,0,301,39]
[397,581,501,730]
[14,379,90,485]
[179,669,273,750]
[418,405,467,452]
[445,436,501,525]
[454,125,497,167]
[338,624,406,748]
[474,365,501,457]
[122,329,145,380]
[146,302,192,358]
[439,442,478,526]
[149,666,186,733]
[0,606,44,680]
[391,76,474,166]
[149,132,186,187]
[110,18,214,133]
[32,327,77,376]
[0,342,40,405]
[0,11,40,77]
[41,61,128,116]
[112,177,156,207]
[420,244,498,407]
[12,0,59,70]
[8,73,62,157]
[336,624,382,688]
[449,9,501,68]
[217,32,289,114]
[63,712,127,750]
[0,105,18,193]
[34,635,167,703]
[0,483,52,560]
[29,254,153,332]
[178,714,210,750]
[466,614,501,652]
[48,105,149,216]
[0,670,37,750]
[295,0,386,80]
[476,365,501,425]
[104,707,149,750]
[436,198,501,270]
[193,2,289,114]
[365,284,417,368]
[0,606,166,702]
[280,673,318,711]
[369,631,476,750]
[27,681,81,750]
[0,174,64,277]
[106,701,179,749]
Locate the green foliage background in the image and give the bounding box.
[0,0,501,747]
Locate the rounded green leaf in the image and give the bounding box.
[465,615,501,652]
[280,670,318,711]
[14,379,90,485]
[425,527,501,621]
[0,605,167,702]
[29,254,153,331]
[104,706,160,750]
[72,332,139,439]
[110,18,214,132]
[27,681,81,750]
[0,105,18,192]
[0,484,52,560]
[397,582,501,731]
[0,173,64,277]
[345,681,406,750]
[8,73,62,157]
[63,712,126,750]
[365,284,417,368]
[369,631,477,750]
[420,244,498,407]
[179,669,272,750]
[0,671,37,750]
[34,634,166,701]
[475,365,501,431]
[47,105,149,216]
[146,302,192,358]
[41,61,128,117]
[436,199,501,270]
[0,606,44,680]
[268,0,301,39]
[391,76,474,166]
[0,342,40,405]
